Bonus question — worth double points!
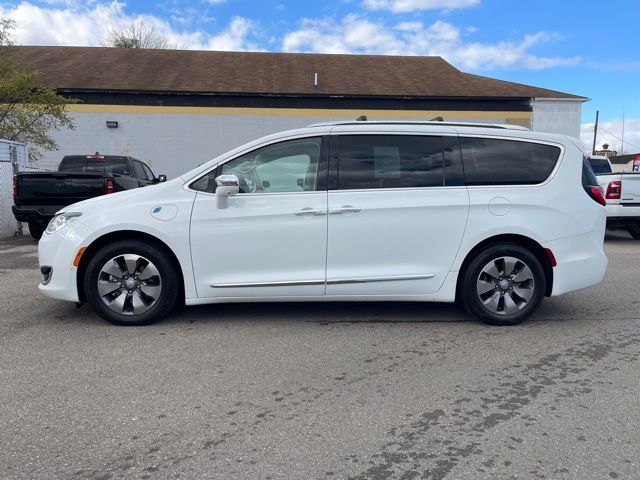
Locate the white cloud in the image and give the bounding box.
[0,1,258,51]
[580,118,640,155]
[206,17,257,50]
[0,2,579,70]
[586,59,640,71]
[283,17,580,70]
[363,0,479,13]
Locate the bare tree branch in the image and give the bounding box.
[103,20,175,49]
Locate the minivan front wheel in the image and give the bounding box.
[84,240,178,326]
[461,243,546,326]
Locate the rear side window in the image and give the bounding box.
[459,137,561,185]
[336,135,447,190]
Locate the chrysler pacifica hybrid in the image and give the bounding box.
[37,121,607,326]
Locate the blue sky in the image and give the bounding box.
[1,0,639,151]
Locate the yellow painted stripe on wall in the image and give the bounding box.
[66,103,532,119]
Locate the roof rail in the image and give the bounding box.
[307,120,530,131]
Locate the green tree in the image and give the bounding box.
[0,19,75,162]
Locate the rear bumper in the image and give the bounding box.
[607,217,640,229]
[12,205,62,223]
[605,203,640,229]
[546,226,608,297]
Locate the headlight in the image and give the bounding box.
[45,212,82,235]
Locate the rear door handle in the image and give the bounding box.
[294,207,326,216]
[329,205,362,215]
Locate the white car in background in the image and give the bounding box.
[588,155,640,239]
[38,121,607,327]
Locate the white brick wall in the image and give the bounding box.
[38,111,513,179]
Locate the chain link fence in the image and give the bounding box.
[0,140,34,238]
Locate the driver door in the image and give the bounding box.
[189,136,328,299]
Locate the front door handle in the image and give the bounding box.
[294,207,326,216]
[329,205,362,215]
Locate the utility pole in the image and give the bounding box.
[621,109,625,155]
[591,110,599,155]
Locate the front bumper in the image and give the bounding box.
[37,220,92,302]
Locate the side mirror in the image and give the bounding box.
[156,174,167,183]
[215,174,240,197]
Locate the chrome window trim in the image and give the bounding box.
[184,130,568,193]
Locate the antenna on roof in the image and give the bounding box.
[356,115,367,121]
[429,116,444,122]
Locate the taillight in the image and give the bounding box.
[605,180,621,200]
[586,185,606,206]
[544,248,557,267]
[13,176,18,197]
[104,178,115,194]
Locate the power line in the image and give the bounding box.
[595,126,640,152]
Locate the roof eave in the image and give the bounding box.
[54,88,539,102]
[532,97,590,102]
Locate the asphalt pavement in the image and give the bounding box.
[1,231,639,479]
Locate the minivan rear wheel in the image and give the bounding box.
[461,243,546,326]
[84,240,178,326]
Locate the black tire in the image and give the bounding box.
[28,221,45,241]
[461,243,546,326]
[83,240,179,326]
[628,227,640,240]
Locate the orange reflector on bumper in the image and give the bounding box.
[73,247,86,268]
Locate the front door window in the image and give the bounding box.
[221,137,321,193]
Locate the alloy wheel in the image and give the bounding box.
[476,256,535,315]
[97,254,162,315]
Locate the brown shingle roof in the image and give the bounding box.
[15,46,585,100]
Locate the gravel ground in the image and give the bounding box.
[0,231,639,480]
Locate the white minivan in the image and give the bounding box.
[38,121,608,326]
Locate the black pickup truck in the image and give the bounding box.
[12,154,166,240]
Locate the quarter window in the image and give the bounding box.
[459,137,561,185]
[337,135,447,190]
